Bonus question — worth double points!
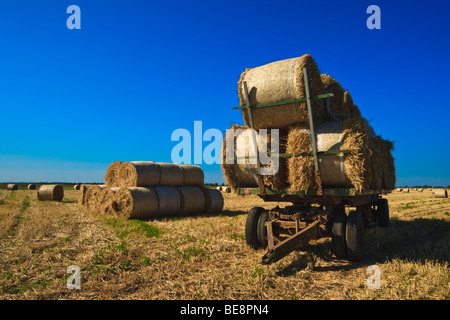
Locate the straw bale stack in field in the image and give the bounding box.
[104,161,124,186]
[201,187,224,214]
[85,185,107,212]
[113,187,159,219]
[177,186,206,216]
[82,160,223,219]
[98,187,120,215]
[37,184,64,201]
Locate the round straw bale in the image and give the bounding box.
[343,91,361,118]
[238,54,326,129]
[157,163,184,186]
[37,184,64,201]
[216,186,223,191]
[180,164,204,186]
[98,187,120,215]
[85,185,106,212]
[27,184,36,190]
[177,186,206,216]
[74,184,80,190]
[286,117,379,192]
[434,189,448,198]
[118,161,161,187]
[200,187,224,214]
[6,184,18,190]
[78,184,92,204]
[104,161,124,186]
[403,188,410,193]
[417,188,423,192]
[153,186,181,217]
[321,74,346,122]
[113,187,158,219]
[221,124,288,191]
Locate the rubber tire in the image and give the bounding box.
[245,207,264,249]
[346,211,365,261]
[331,209,347,259]
[256,210,269,249]
[375,198,390,227]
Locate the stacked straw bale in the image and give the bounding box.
[222,54,396,192]
[81,161,223,220]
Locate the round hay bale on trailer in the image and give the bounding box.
[113,187,158,219]
[118,161,161,187]
[180,164,204,186]
[27,184,36,190]
[286,117,380,192]
[221,124,288,191]
[7,184,18,190]
[177,186,206,216]
[238,54,326,130]
[434,189,448,198]
[153,186,181,217]
[37,185,64,201]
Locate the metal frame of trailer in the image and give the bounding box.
[234,67,391,265]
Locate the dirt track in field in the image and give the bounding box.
[0,188,448,299]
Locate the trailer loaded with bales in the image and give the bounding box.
[221,54,395,264]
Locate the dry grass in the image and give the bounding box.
[0,188,448,300]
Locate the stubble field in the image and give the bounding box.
[0,187,448,300]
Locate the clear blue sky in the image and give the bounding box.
[0,0,449,186]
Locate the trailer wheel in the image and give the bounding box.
[346,211,365,261]
[257,210,269,248]
[331,209,347,259]
[245,207,264,249]
[375,198,389,227]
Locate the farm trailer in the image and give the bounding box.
[240,187,390,264]
[233,67,392,264]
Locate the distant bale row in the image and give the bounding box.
[216,186,231,193]
[5,183,63,201]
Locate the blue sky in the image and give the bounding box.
[0,0,449,186]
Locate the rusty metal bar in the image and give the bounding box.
[303,67,323,195]
[261,220,320,264]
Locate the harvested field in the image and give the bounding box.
[0,188,448,300]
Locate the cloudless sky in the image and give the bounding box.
[0,0,449,186]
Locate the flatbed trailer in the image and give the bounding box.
[240,187,391,264]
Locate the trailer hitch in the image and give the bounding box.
[261,220,320,265]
